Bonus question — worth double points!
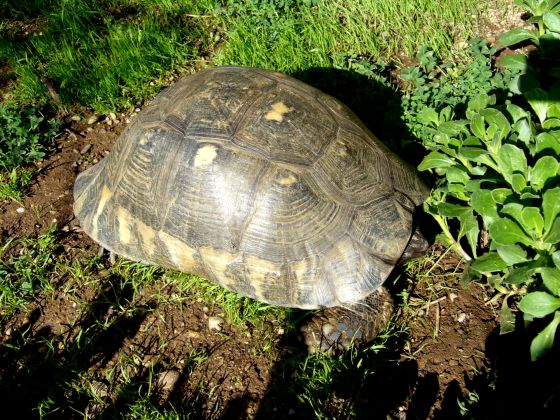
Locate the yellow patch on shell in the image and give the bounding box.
[117,207,133,244]
[193,145,218,167]
[158,231,198,272]
[137,219,157,256]
[91,185,112,236]
[277,174,297,186]
[244,255,283,301]
[199,246,238,287]
[265,101,292,122]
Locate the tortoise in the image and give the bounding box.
[74,66,429,353]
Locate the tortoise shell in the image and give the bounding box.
[74,66,428,309]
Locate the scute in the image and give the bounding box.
[74,66,428,309]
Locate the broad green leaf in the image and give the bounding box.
[500,298,516,334]
[499,28,538,47]
[530,311,560,361]
[437,202,471,217]
[492,188,513,204]
[439,121,467,136]
[470,113,486,140]
[525,88,548,125]
[504,265,535,284]
[459,213,479,257]
[543,217,560,244]
[540,267,560,296]
[544,11,560,32]
[489,218,533,246]
[530,156,559,191]
[466,180,483,192]
[446,166,470,184]
[552,251,560,270]
[535,132,560,156]
[417,107,439,126]
[512,118,533,144]
[507,103,529,122]
[510,73,541,95]
[501,202,525,226]
[543,117,560,129]
[480,108,511,144]
[467,94,489,112]
[540,31,560,59]
[549,104,560,120]
[543,187,560,233]
[471,189,499,219]
[496,144,528,182]
[496,244,529,265]
[518,291,560,317]
[459,147,488,160]
[470,252,508,273]
[521,207,544,238]
[499,54,528,72]
[418,152,455,170]
[511,173,527,194]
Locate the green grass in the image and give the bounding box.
[0,228,60,317]
[2,0,218,113]
[214,0,487,72]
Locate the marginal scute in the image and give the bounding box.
[158,231,198,272]
[73,66,428,310]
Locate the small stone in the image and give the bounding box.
[449,359,459,367]
[448,292,458,302]
[202,306,209,313]
[208,316,224,331]
[87,116,98,124]
[5,327,12,337]
[135,108,141,113]
[109,112,117,121]
[71,115,81,121]
[105,118,113,126]
[457,313,467,323]
[16,207,25,214]
[80,144,92,155]
[277,328,285,335]
[62,225,70,232]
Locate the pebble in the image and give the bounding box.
[109,112,117,121]
[16,207,25,214]
[448,292,458,302]
[71,115,81,121]
[156,370,181,392]
[87,115,98,124]
[80,144,92,155]
[449,359,459,367]
[457,313,467,323]
[277,328,285,335]
[208,316,224,331]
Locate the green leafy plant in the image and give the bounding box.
[0,102,61,170]
[414,1,560,360]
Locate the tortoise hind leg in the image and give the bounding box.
[299,287,394,354]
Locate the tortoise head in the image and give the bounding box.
[399,226,429,262]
